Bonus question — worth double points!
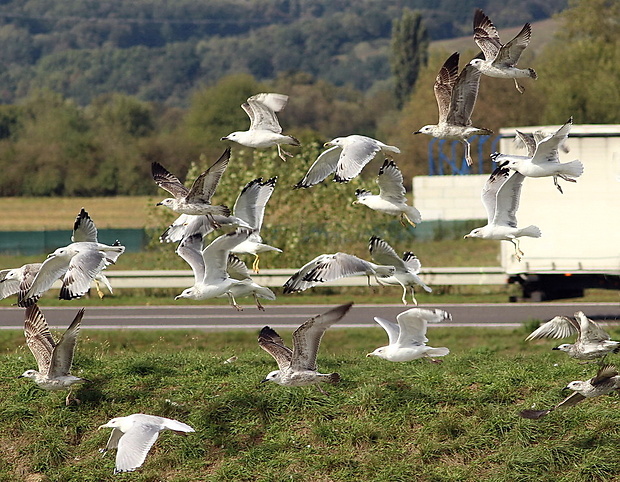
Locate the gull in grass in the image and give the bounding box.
[294,135,400,188]
[492,118,584,194]
[413,51,492,166]
[368,236,432,305]
[463,164,541,261]
[229,176,282,272]
[99,414,195,474]
[174,228,252,310]
[220,93,300,161]
[353,159,422,227]
[519,364,620,420]
[526,311,620,362]
[470,8,537,94]
[18,304,88,405]
[282,252,395,294]
[259,302,353,394]
[19,208,125,307]
[367,308,451,362]
[152,147,231,224]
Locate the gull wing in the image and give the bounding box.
[493,22,531,68]
[447,63,482,127]
[519,391,587,420]
[290,303,353,371]
[373,316,400,346]
[226,254,251,281]
[202,229,251,283]
[0,268,20,300]
[151,162,189,199]
[59,250,108,301]
[525,315,580,341]
[176,234,205,284]
[396,308,451,346]
[575,311,611,343]
[24,304,56,374]
[376,159,407,203]
[302,253,381,284]
[258,326,293,370]
[492,169,525,228]
[473,8,501,61]
[71,208,98,243]
[20,254,71,307]
[480,166,510,225]
[233,177,277,231]
[294,146,341,188]
[531,118,572,166]
[244,93,287,133]
[514,130,537,157]
[434,52,460,124]
[402,252,422,275]
[283,254,335,293]
[368,236,407,272]
[591,364,619,385]
[334,135,381,183]
[186,147,231,203]
[114,425,161,474]
[48,308,84,378]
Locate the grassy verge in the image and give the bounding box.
[2,324,620,481]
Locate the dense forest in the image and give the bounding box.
[0,0,617,198]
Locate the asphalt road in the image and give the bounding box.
[0,302,619,331]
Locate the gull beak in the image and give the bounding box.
[366,353,374,357]
[156,202,163,206]
[552,347,560,350]
[260,378,269,383]
[174,295,182,300]
[220,136,228,141]
[561,386,570,393]
[98,424,107,430]
[463,235,469,239]
[412,131,422,135]
[352,200,359,206]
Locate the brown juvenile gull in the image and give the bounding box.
[470,8,537,94]
[18,304,88,405]
[259,302,353,394]
[491,118,584,194]
[413,52,492,166]
[526,311,620,362]
[367,308,451,362]
[19,208,125,307]
[353,159,422,227]
[463,164,541,261]
[152,147,231,221]
[519,364,620,419]
[294,135,400,188]
[220,93,300,161]
[99,414,195,474]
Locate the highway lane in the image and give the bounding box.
[0,303,619,331]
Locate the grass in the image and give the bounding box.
[2,324,620,481]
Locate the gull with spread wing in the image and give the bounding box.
[414,52,492,167]
[259,303,353,394]
[367,308,451,362]
[220,93,300,161]
[470,8,537,93]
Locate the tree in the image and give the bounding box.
[390,9,429,109]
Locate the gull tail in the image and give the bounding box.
[528,68,537,80]
[426,347,450,357]
[285,135,301,147]
[519,225,542,238]
[404,206,422,225]
[325,373,341,384]
[560,160,584,179]
[212,204,232,217]
[255,286,277,301]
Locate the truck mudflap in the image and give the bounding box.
[508,273,620,302]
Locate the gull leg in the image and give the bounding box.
[226,292,243,311]
[94,279,105,299]
[514,78,525,94]
[315,384,329,396]
[276,144,292,161]
[463,140,473,167]
[399,213,407,227]
[401,285,408,305]
[252,255,260,273]
[254,293,265,311]
[402,213,416,227]
[553,175,564,194]
[410,288,418,306]
[558,174,577,183]
[510,239,523,261]
[207,213,221,230]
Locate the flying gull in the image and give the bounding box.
[229,177,282,272]
[463,164,541,261]
[18,304,88,405]
[259,302,353,394]
[366,308,451,362]
[491,118,584,193]
[224,254,276,311]
[294,135,400,188]
[353,159,422,227]
[413,52,492,166]
[519,364,620,419]
[99,413,195,474]
[526,311,620,361]
[19,208,125,307]
[220,93,300,161]
[368,236,432,305]
[470,8,537,94]
[158,212,252,244]
[152,147,231,223]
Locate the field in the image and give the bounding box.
[2,325,620,481]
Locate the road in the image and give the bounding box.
[0,303,619,330]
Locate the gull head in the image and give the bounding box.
[98,417,125,430]
[464,228,483,239]
[18,369,39,380]
[156,198,176,208]
[175,288,197,300]
[261,370,282,384]
[565,380,585,392]
[366,347,387,359]
[413,125,434,136]
[324,137,344,148]
[353,189,371,206]
[552,343,572,353]
[221,132,241,142]
[469,58,484,70]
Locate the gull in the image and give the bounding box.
[99,414,195,474]
[152,147,231,223]
[229,177,282,272]
[368,236,432,305]
[159,212,252,244]
[174,228,252,310]
[294,135,400,188]
[353,159,422,227]
[526,311,620,361]
[223,254,276,311]
[366,308,451,362]
[220,93,300,161]
[519,364,620,419]
[19,209,125,307]
[0,263,42,301]
[18,304,88,405]
[413,52,492,166]
[491,118,584,194]
[282,252,395,294]
[259,302,353,394]
[470,8,537,94]
[463,164,541,261]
